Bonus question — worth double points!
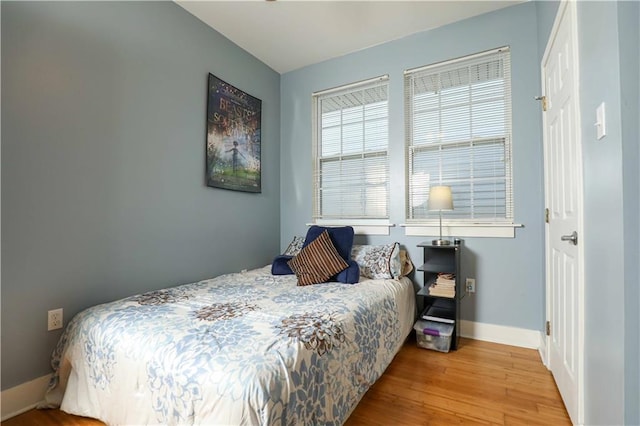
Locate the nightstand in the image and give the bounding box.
[416,242,461,350]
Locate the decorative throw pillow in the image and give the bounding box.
[399,249,414,277]
[283,236,305,256]
[288,230,349,286]
[302,226,354,263]
[351,242,401,279]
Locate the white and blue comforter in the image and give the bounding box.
[43,266,415,425]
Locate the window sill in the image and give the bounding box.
[401,223,523,238]
[308,220,395,236]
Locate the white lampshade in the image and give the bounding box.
[427,186,454,211]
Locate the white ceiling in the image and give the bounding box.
[176,0,524,74]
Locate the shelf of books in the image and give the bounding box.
[415,243,461,351]
[424,272,455,297]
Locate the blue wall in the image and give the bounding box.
[577,2,627,424]
[281,2,544,331]
[535,1,560,59]
[1,1,281,390]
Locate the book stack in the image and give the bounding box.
[428,273,456,298]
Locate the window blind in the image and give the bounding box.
[405,47,513,223]
[313,76,389,220]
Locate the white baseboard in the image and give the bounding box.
[459,320,543,350]
[1,375,50,421]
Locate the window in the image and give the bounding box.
[312,76,389,222]
[405,47,513,225]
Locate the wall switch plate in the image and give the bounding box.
[48,308,63,331]
[466,278,476,293]
[596,102,606,140]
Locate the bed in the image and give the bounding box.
[42,264,415,425]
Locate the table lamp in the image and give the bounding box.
[427,185,454,246]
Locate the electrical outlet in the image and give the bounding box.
[466,278,476,293]
[48,308,63,331]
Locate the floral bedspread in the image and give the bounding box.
[43,266,415,425]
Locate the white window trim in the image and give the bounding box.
[404,46,515,231]
[401,222,523,238]
[307,220,395,236]
[311,75,391,225]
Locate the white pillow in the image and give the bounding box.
[283,236,305,256]
[351,243,401,279]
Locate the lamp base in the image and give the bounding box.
[432,239,451,246]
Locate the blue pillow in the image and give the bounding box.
[336,259,360,284]
[303,226,354,262]
[271,255,294,275]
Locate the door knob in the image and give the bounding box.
[560,231,578,245]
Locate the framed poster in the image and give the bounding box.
[206,73,262,193]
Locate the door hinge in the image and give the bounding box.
[546,320,551,336]
[545,208,549,223]
[535,95,548,112]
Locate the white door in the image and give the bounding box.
[541,1,584,424]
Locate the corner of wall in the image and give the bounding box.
[0,375,50,421]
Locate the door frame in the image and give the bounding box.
[540,0,585,424]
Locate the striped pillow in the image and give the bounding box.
[288,230,348,286]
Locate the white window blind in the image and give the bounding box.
[312,76,389,220]
[405,47,513,223]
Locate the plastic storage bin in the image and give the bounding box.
[413,320,454,353]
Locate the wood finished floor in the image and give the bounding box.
[345,337,571,425]
[2,337,570,426]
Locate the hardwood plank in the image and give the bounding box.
[345,337,570,425]
[1,409,104,426]
[2,338,570,426]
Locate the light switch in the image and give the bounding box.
[596,102,606,140]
